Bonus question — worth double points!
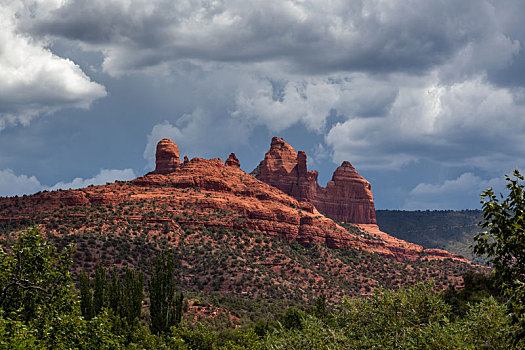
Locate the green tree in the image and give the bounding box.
[107,269,121,314]
[0,227,76,322]
[474,169,525,344]
[474,170,525,285]
[0,227,84,348]
[93,262,106,315]
[79,270,94,320]
[122,268,144,323]
[148,251,183,334]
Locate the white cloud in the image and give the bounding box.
[48,168,136,191]
[0,168,136,197]
[325,74,525,171]
[3,0,525,212]
[0,1,106,130]
[0,169,43,197]
[403,172,507,210]
[232,73,398,133]
[144,107,254,170]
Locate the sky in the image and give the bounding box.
[1,0,525,210]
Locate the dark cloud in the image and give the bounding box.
[22,0,506,76]
[2,0,525,210]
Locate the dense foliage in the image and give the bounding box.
[474,170,525,343]
[0,226,522,349]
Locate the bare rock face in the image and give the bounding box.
[311,161,376,224]
[225,153,240,167]
[153,139,180,174]
[252,137,377,224]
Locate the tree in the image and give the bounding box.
[148,251,183,334]
[93,263,106,315]
[79,270,94,320]
[474,170,525,284]
[0,227,76,322]
[0,227,84,347]
[107,269,121,314]
[474,170,525,344]
[122,268,144,323]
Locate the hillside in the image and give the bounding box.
[376,210,484,264]
[0,138,479,319]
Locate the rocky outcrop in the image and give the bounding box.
[311,161,376,224]
[152,139,181,174]
[252,137,376,224]
[0,137,470,264]
[225,153,240,167]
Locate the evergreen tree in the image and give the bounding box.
[93,263,106,315]
[79,270,94,320]
[148,251,183,334]
[122,268,144,322]
[107,269,121,314]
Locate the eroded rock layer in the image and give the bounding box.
[252,137,377,224]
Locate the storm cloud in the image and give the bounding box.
[1,0,525,209]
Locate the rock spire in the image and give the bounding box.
[252,137,377,224]
[153,139,181,174]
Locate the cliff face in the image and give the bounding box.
[252,137,377,224]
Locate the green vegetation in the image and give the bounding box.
[2,170,525,348]
[0,222,521,349]
[149,251,183,334]
[474,170,525,342]
[376,209,483,263]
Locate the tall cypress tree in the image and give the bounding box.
[93,263,106,315]
[107,269,121,314]
[148,251,182,334]
[79,270,94,320]
[122,268,144,322]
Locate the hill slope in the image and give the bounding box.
[376,210,484,264]
[0,140,478,313]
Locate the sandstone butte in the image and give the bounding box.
[252,137,376,224]
[0,138,468,263]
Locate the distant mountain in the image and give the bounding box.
[0,138,478,314]
[376,210,484,264]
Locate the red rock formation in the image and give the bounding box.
[152,139,180,174]
[0,137,469,264]
[252,137,376,224]
[225,153,240,167]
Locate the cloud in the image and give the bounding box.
[403,172,507,210]
[48,168,136,191]
[3,0,525,212]
[21,0,512,77]
[325,74,525,171]
[0,168,136,197]
[0,169,43,197]
[0,1,106,131]
[144,108,254,170]
[232,74,398,133]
